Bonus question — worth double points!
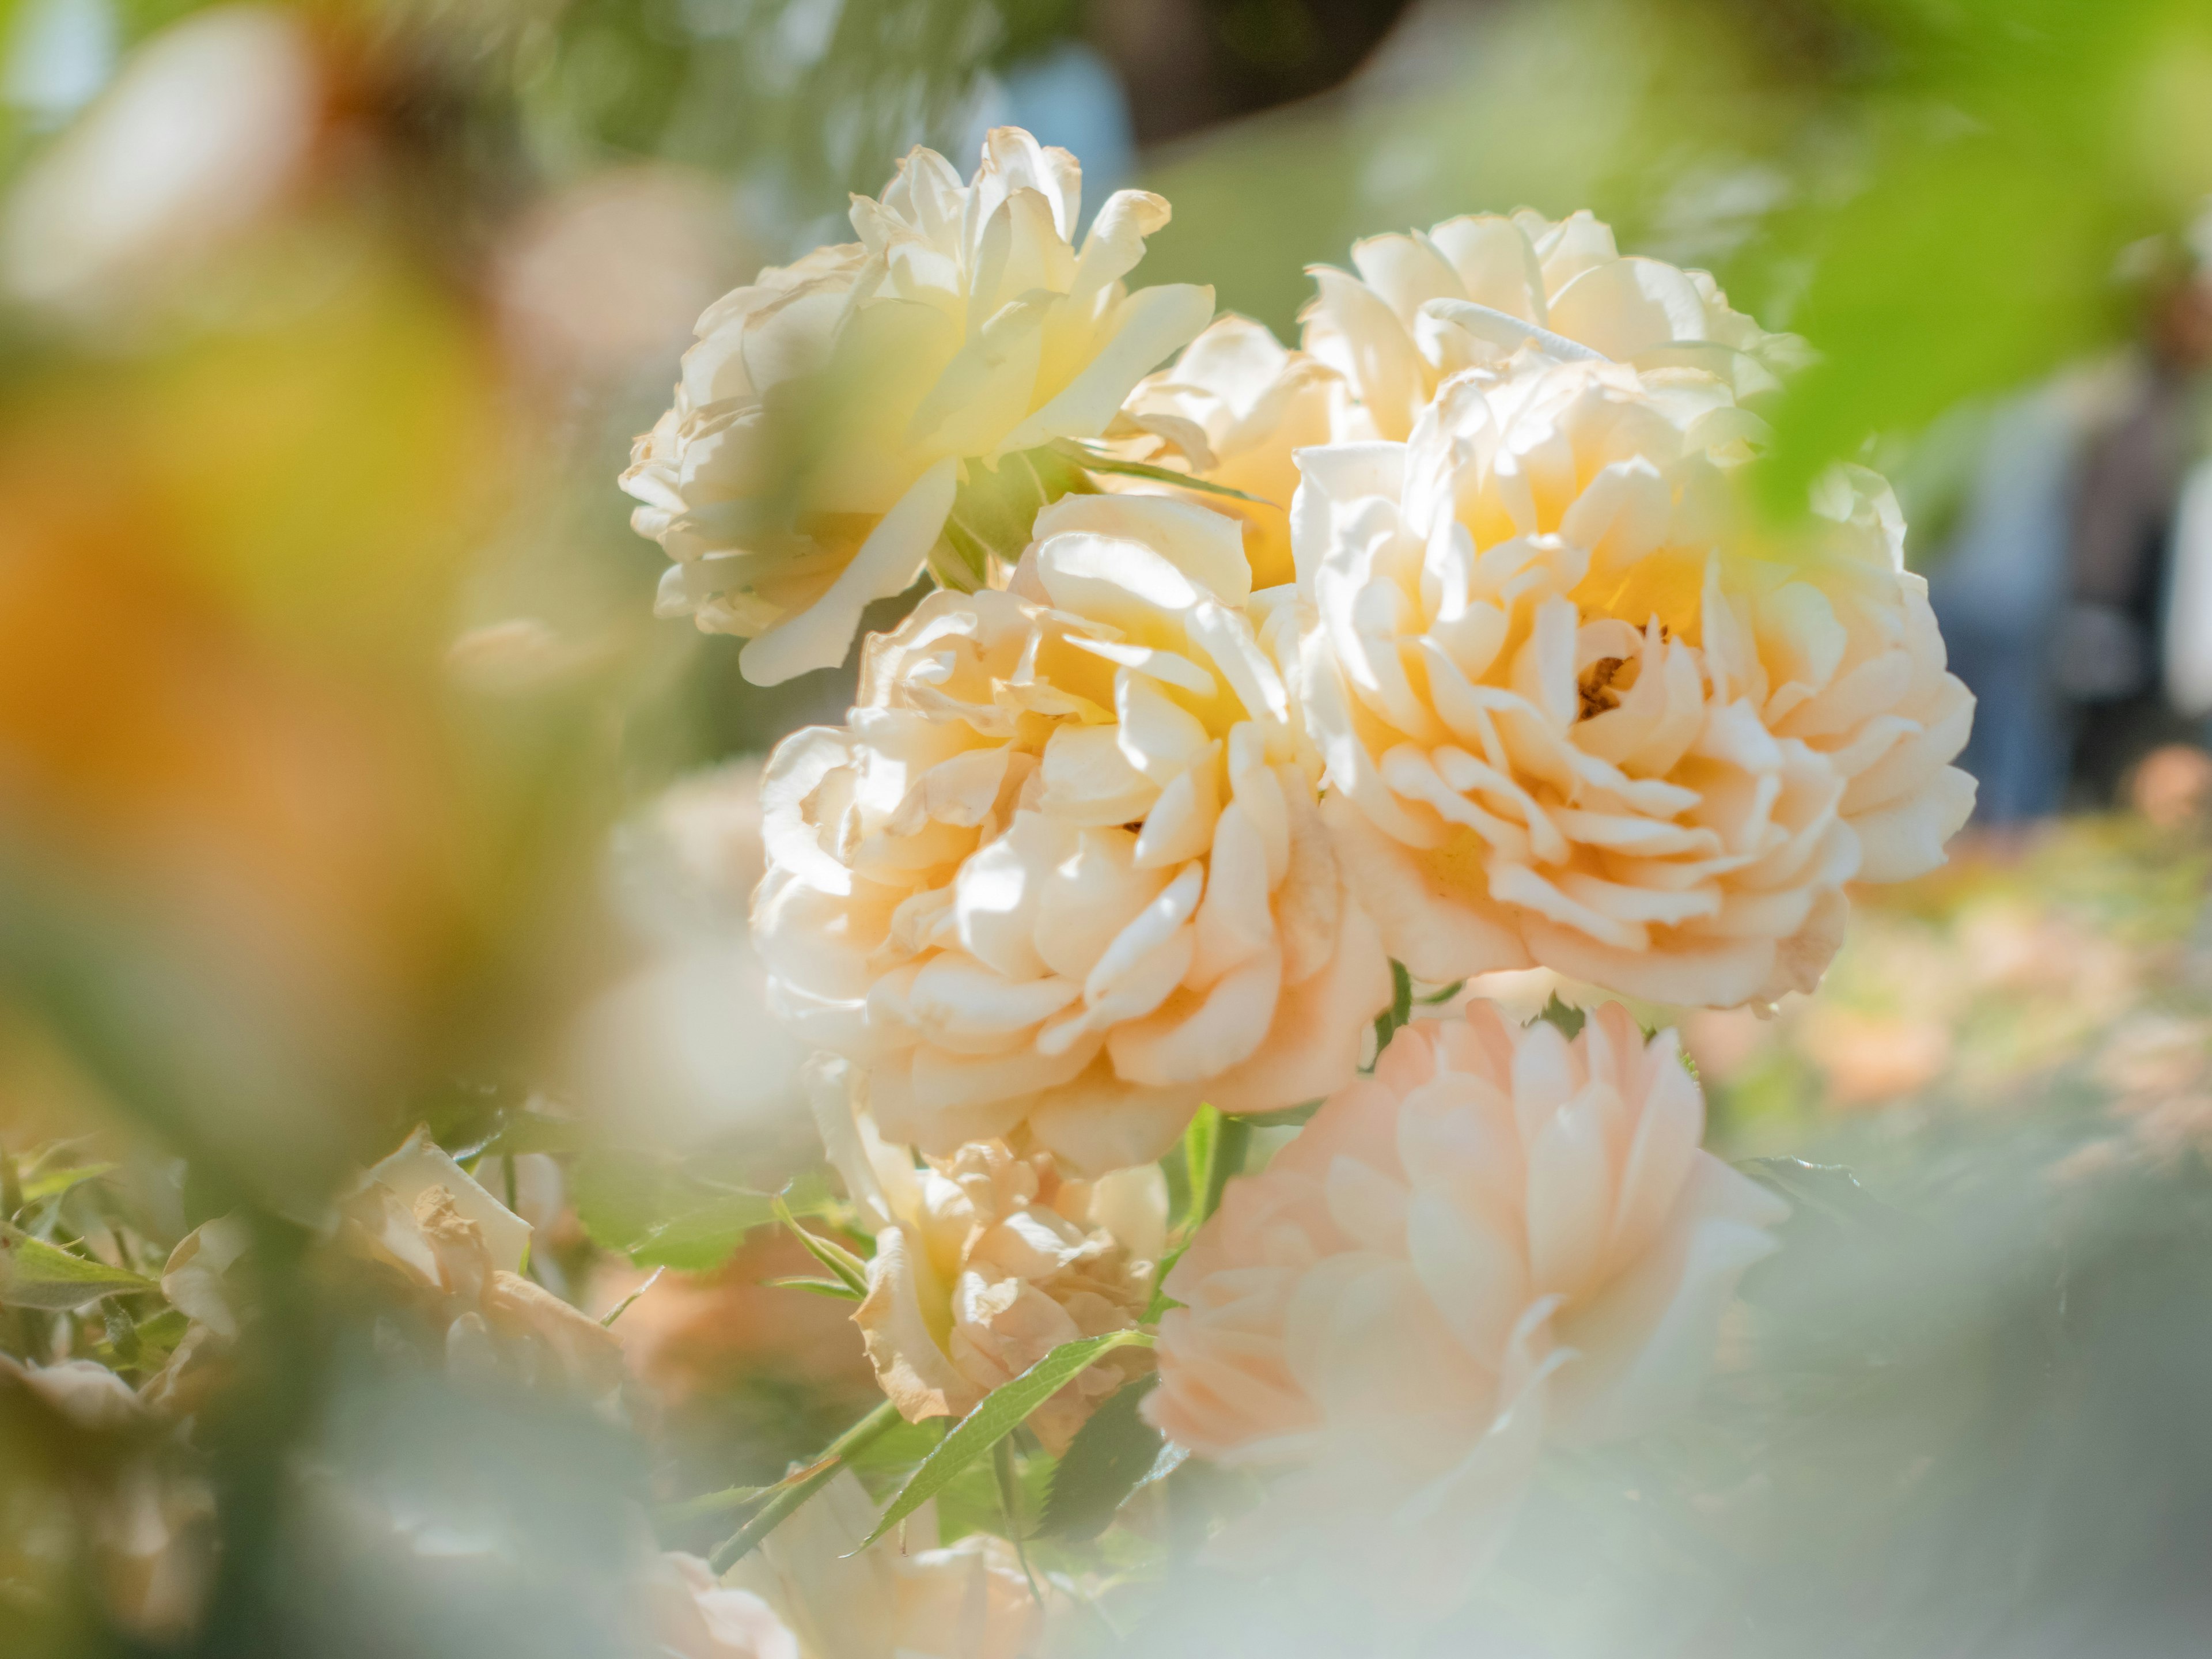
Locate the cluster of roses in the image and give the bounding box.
[624,128,1976,1609]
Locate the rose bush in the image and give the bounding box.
[752,491,1390,1172]
[1146,1000,1788,1612]
[1294,352,1976,1009]
[623,127,1213,684]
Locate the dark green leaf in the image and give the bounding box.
[0,1223,156,1310]
[1372,959,1415,1055]
[1533,993,1586,1040]
[1039,1374,1172,1541]
[859,1330,1155,1548]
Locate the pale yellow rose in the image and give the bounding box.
[1105,314,1372,590]
[1145,1001,1787,1612]
[1295,353,1976,1010]
[623,127,1214,685]
[752,491,1391,1172]
[1302,207,1810,440]
[808,1058,1165,1449]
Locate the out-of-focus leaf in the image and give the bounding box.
[599,1267,664,1327]
[1039,1374,1172,1541]
[1534,994,1587,1040]
[1373,959,1415,1053]
[0,1223,156,1309]
[1740,1157,1883,1226]
[570,1150,775,1274]
[764,1276,866,1301]
[1180,1105,1221,1237]
[860,1330,1156,1547]
[18,1162,116,1204]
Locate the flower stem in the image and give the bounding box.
[707,1397,903,1574]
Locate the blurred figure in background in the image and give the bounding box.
[1936,235,2212,823]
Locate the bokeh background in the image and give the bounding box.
[7,1,2212,1654]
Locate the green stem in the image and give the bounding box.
[707,1397,903,1573]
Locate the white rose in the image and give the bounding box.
[623,127,1214,685]
[1146,1000,1788,1615]
[1295,353,1975,1010]
[752,491,1391,1172]
[1302,207,1810,440]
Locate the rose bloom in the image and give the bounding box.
[1303,207,1809,440]
[1146,1001,1787,1608]
[154,1130,621,1404]
[645,1552,799,1659]
[1296,353,1976,1009]
[623,126,1213,685]
[1106,315,1370,590]
[0,1357,211,1638]
[811,1058,1166,1448]
[753,491,1391,1172]
[710,1471,1042,1659]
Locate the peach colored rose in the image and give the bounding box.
[646,1552,800,1659]
[1296,353,1975,1009]
[623,127,1213,685]
[811,1058,1165,1449]
[752,491,1391,1172]
[1106,314,1372,590]
[722,1470,1044,1659]
[1146,1001,1786,1609]
[1302,207,1809,440]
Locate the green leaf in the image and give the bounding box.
[940,446,1097,589]
[1372,959,1414,1055]
[1236,1100,1322,1131]
[0,1224,156,1310]
[709,1399,904,1571]
[1417,979,1467,1005]
[571,1150,775,1274]
[1179,1106,1220,1237]
[772,1195,870,1296]
[1142,1241,1188,1325]
[859,1330,1156,1549]
[19,1163,116,1205]
[1039,1374,1175,1541]
[1054,441,1271,504]
[1533,993,1586,1040]
[765,1276,866,1301]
